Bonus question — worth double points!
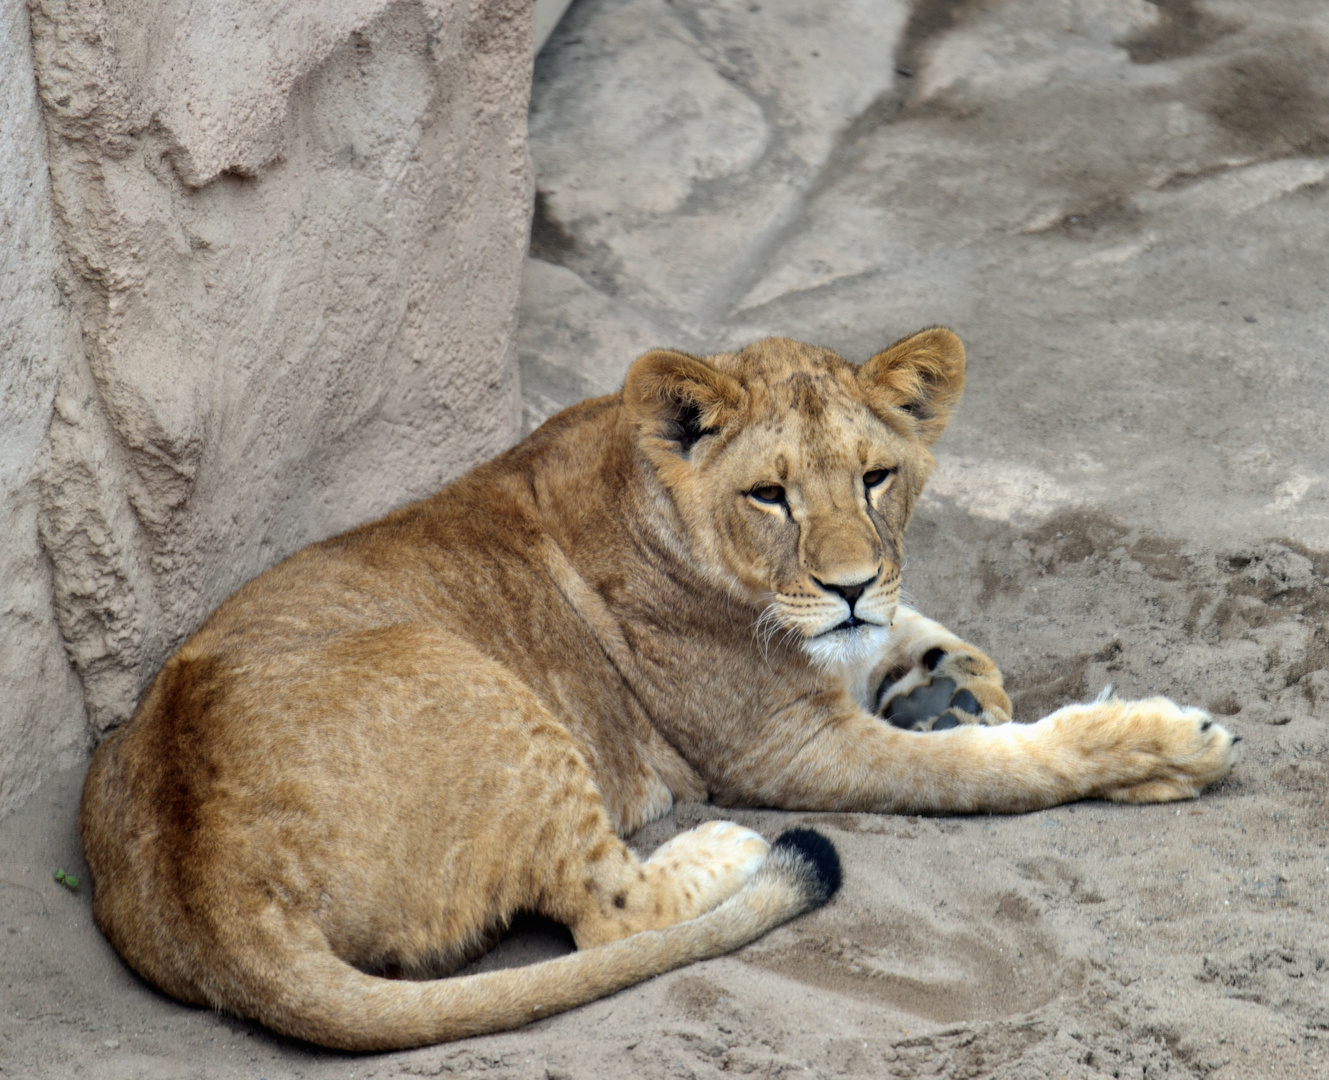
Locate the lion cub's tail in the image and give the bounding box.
[238,829,840,1052]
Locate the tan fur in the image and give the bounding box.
[81,330,1234,1050]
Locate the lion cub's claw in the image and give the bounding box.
[644,821,770,921]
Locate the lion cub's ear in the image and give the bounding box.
[623,349,747,458]
[858,327,966,445]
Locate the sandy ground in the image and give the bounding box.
[6,1,1329,1077]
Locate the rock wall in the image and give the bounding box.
[0,0,90,812]
[0,0,534,814]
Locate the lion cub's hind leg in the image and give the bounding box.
[642,821,770,921]
[560,820,770,950]
[873,604,1012,731]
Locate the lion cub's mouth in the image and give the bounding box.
[824,614,869,634]
[802,619,892,671]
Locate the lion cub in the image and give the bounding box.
[81,330,1233,1050]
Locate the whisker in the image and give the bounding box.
[754,601,785,665]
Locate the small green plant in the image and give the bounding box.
[54,868,79,891]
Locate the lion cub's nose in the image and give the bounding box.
[814,576,873,611]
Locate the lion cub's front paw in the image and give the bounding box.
[645,821,770,921]
[875,646,1012,732]
[1072,696,1237,803]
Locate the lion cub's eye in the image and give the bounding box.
[748,484,786,505]
[863,468,895,489]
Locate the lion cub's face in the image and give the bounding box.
[624,330,966,671]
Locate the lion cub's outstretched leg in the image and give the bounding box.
[870,604,1012,731]
[750,693,1234,814]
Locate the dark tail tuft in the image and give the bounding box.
[770,828,842,907]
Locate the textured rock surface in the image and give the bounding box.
[0,0,534,809]
[0,0,89,810]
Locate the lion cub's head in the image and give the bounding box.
[623,330,965,671]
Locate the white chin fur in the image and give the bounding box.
[801,623,892,673]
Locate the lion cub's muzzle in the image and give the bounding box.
[763,567,900,669]
[807,566,899,637]
[811,575,878,634]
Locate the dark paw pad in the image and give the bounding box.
[949,689,980,715]
[881,677,985,732]
[883,677,957,728]
[922,647,946,671]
